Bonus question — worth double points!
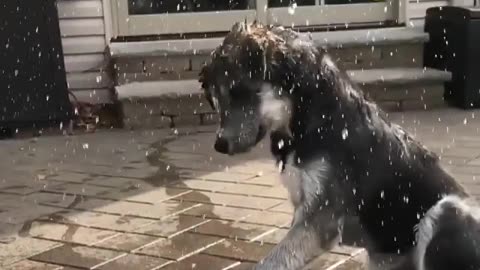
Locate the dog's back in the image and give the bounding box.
[415,195,480,270]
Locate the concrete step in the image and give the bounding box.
[117,67,451,129]
[110,27,428,87]
[109,27,428,58]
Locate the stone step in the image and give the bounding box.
[109,27,428,58]
[117,67,450,129]
[110,27,428,87]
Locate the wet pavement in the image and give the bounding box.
[1,108,480,269]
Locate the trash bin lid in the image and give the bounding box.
[426,6,480,19]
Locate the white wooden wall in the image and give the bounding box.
[57,0,113,104]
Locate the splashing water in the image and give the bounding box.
[288,3,297,15]
[341,128,349,140]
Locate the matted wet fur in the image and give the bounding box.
[199,22,480,270]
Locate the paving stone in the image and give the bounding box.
[333,259,369,270]
[168,160,227,171]
[37,210,154,233]
[135,215,210,238]
[255,228,289,245]
[332,249,369,270]
[30,245,123,269]
[192,220,274,241]
[467,158,480,166]
[202,239,274,262]
[244,173,282,187]
[171,180,231,193]
[135,232,224,260]
[239,210,291,227]
[259,186,290,200]
[228,262,256,269]
[225,162,278,175]
[179,170,255,183]
[96,254,171,270]
[163,152,208,160]
[159,254,235,270]
[444,165,480,175]
[44,183,112,197]
[93,233,159,252]
[107,167,161,179]
[98,186,190,203]
[0,222,21,244]
[70,198,200,219]
[3,260,61,270]
[85,176,142,188]
[0,238,60,267]
[25,192,83,209]
[46,172,94,184]
[0,200,60,225]
[0,185,42,195]
[181,204,255,221]
[267,201,294,214]
[441,147,480,159]
[29,221,117,245]
[173,191,283,210]
[172,180,273,197]
[439,156,470,166]
[304,253,352,270]
[331,245,366,256]
[220,183,276,197]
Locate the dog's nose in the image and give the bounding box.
[214,137,231,154]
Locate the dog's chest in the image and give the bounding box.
[279,154,330,207]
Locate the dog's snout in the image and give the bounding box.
[214,136,232,154]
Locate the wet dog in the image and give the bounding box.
[199,21,480,270]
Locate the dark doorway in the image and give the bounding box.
[0,0,73,132]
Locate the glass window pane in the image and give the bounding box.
[268,0,315,8]
[325,0,384,4]
[129,0,255,15]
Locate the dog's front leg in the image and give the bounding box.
[253,209,344,270]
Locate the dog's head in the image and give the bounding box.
[199,22,294,155]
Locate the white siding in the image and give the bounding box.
[58,0,112,104]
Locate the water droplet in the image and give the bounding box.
[288,3,297,15]
[14,70,19,76]
[464,118,468,125]
[278,139,284,149]
[380,190,384,198]
[341,128,349,140]
[82,143,89,150]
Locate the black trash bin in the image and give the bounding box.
[424,6,480,109]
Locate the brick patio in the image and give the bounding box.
[1,108,480,269]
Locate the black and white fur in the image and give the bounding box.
[199,21,480,270]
